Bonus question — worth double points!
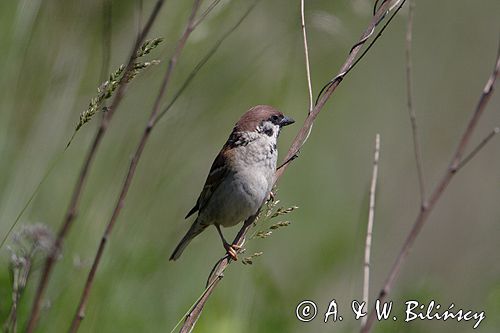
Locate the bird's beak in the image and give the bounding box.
[279,115,295,127]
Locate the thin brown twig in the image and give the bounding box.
[283,0,405,173]
[68,1,203,332]
[156,1,258,124]
[314,0,404,107]
[25,1,166,331]
[361,134,380,327]
[193,0,221,29]
[178,2,405,331]
[179,272,223,333]
[0,0,113,253]
[169,273,221,333]
[361,43,500,333]
[405,0,425,206]
[290,0,406,170]
[456,127,499,171]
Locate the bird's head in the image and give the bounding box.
[234,105,295,140]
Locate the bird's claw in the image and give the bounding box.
[224,243,241,261]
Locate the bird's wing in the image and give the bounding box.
[185,150,231,219]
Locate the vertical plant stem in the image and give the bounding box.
[178,2,404,331]
[68,1,203,332]
[361,134,380,327]
[25,1,166,331]
[300,0,313,114]
[300,0,315,148]
[405,0,426,206]
[278,0,407,173]
[361,44,500,333]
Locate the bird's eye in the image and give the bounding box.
[270,115,280,123]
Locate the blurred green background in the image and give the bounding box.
[0,0,499,332]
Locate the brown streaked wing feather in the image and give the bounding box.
[185,149,231,219]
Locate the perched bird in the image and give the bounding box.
[170,105,295,261]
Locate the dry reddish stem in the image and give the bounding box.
[68,1,203,332]
[178,1,398,332]
[405,0,426,206]
[360,46,500,333]
[25,1,166,331]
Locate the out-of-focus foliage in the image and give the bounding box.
[0,0,499,332]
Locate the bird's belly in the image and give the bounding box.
[203,171,271,228]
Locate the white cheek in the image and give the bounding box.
[273,124,280,139]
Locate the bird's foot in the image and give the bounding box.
[223,243,241,261]
[268,191,275,202]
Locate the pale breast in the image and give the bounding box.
[199,134,278,228]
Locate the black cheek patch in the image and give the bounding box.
[264,128,274,137]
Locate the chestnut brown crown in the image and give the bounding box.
[234,105,295,132]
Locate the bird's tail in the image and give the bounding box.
[169,220,208,261]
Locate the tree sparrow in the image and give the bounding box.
[170,105,295,261]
